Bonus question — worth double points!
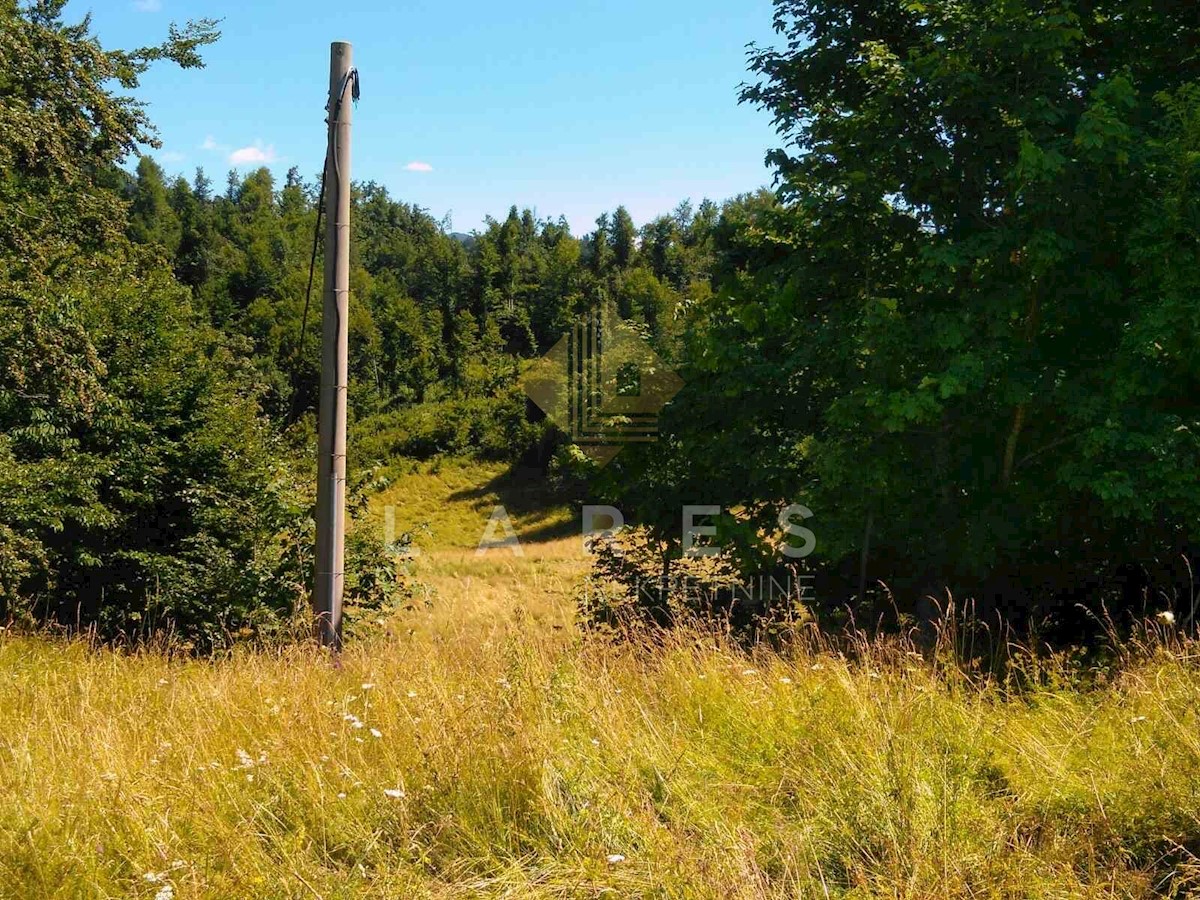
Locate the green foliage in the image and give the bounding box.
[0,3,310,647]
[0,0,729,645]
[128,141,724,471]
[598,0,1200,630]
[0,0,217,279]
[355,390,543,466]
[341,466,424,639]
[16,0,1198,647]
[0,258,308,647]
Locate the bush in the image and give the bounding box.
[354,389,543,465]
[342,466,426,639]
[0,260,309,649]
[580,527,809,639]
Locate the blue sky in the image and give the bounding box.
[66,0,783,235]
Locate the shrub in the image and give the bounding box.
[354,389,542,465]
[0,261,310,649]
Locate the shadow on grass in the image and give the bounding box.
[446,464,578,545]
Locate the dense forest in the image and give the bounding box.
[120,156,738,462]
[3,0,1200,646]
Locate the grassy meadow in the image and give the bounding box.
[3,464,1200,899]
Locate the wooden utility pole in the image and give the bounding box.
[315,41,354,649]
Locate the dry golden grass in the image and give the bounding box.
[3,462,1200,898]
[413,537,585,640]
[5,622,1200,898]
[367,459,575,552]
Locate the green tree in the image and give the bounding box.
[128,157,181,251]
[611,205,637,269]
[614,266,677,340]
[0,2,311,645]
[617,0,1200,624]
[588,212,615,277]
[0,0,217,279]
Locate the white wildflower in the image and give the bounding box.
[779,677,793,685]
[383,788,405,799]
[361,683,375,690]
[1156,610,1176,625]
[143,872,164,883]
[370,728,383,739]
[155,886,174,900]
[606,854,626,864]
[406,690,418,699]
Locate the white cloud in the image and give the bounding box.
[200,135,224,152]
[404,161,434,173]
[229,142,278,165]
[132,0,162,11]
[159,150,186,163]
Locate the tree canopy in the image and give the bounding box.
[595,0,1200,633]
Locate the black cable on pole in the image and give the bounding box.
[288,161,326,422]
[287,68,360,425]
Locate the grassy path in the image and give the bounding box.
[368,458,587,639]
